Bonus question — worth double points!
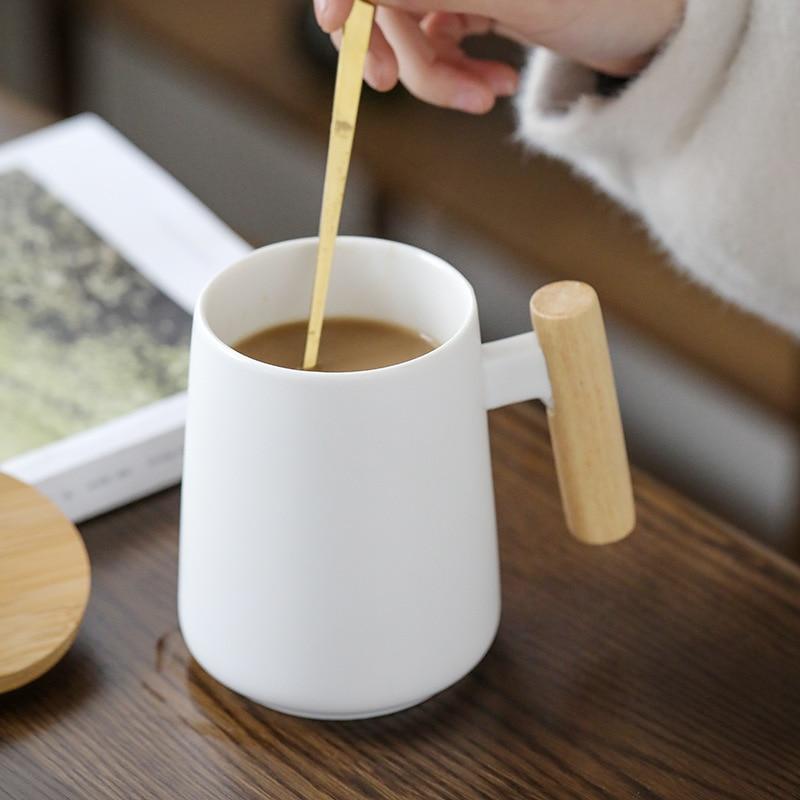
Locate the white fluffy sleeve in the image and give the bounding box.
[516,0,800,336]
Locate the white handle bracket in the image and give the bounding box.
[482,332,552,411]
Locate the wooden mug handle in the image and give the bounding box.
[530,282,635,545]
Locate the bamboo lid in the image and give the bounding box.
[0,474,90,693]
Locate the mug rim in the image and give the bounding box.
[195,236,478,380]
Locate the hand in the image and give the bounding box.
[315,0,685,114]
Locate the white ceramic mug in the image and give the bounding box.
[179,236,634,720]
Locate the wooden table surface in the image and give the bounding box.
[2,89,800,800]
[3,404,800,799]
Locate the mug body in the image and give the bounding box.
[179,237,501,719]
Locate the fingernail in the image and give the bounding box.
[493,75,519,97]
[364,54,384,90]
[375,65,392,91]
[315,0,329,24]
[454,88,491,114]
[484,71,518,97]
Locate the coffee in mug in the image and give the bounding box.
[234,317,437,372]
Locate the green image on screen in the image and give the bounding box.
[0,169,191,461]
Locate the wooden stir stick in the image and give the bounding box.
[303,0,375,370]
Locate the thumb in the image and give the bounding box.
[317,0,519,33]
[378,0,521,20]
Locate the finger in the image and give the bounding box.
[420,12,518,97]
[315,0,354,33]
[491,21,533,47]
[365,24,400,91]
[379,8,495,114]
[457,57,519,97]
[420,11,493,41]
[332,24,399,92]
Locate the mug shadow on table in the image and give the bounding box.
[178,633,515,745]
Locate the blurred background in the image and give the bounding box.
[1,0,798,555]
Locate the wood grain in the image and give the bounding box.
[70,0,800,420]
[0,74,797,800]
[2,404,800,799]
[0,474,90,694]
[531,282,635,544]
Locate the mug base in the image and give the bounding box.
[260,696,433,721]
